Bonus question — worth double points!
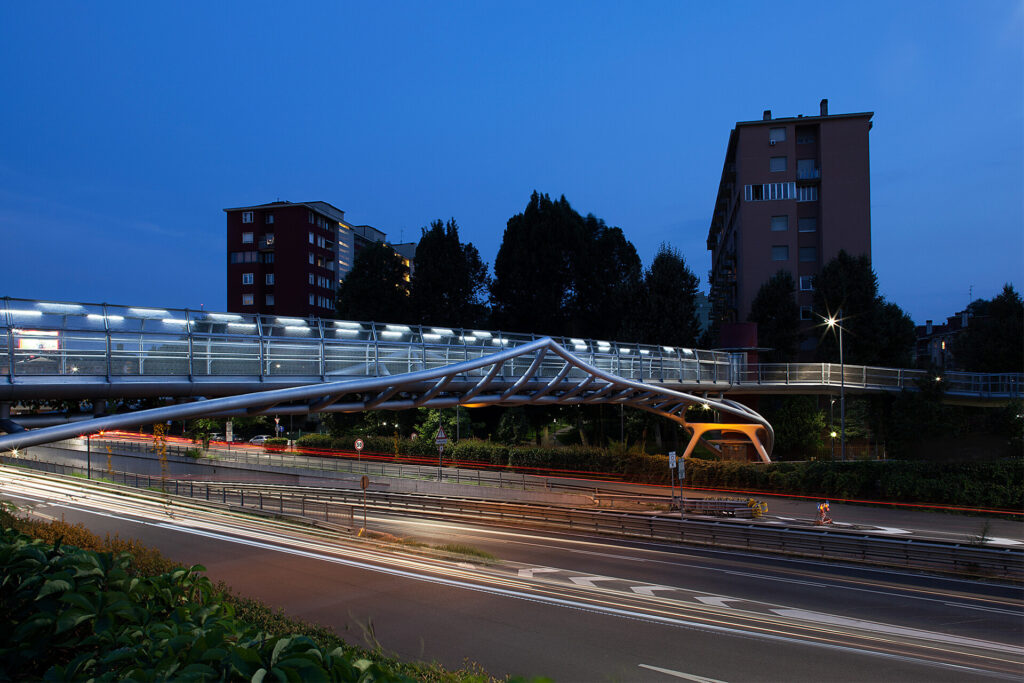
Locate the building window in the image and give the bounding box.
[797,159,820,179]
[230,251,258,264]
[799,246,817,262]
[242,232,253,244]
[770,215,788,231]
[797,185,818,202]
[265,294,275,306]
[242,211,253,223]
[265,273,275,285]
[308,252,314,264]
[799,275,815,291]
[772,245,789,261]
[308,211,315,224]
[745,182,796,202]
[260,252,274,264]
[309,294,315,305]
[769,156,787,172]
[242,294,254,306]
[241,272,254,285]
[309,232,314,244]
[797,130,816,144]
[308,272,315,285]
[800,306,813,321]
[769,127,786,143]
[798,217,818,232]
[265,214,274,224]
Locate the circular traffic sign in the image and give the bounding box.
[354,439,364,451]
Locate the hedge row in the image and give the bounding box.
[293,434,1022,509]
[683,459,1024,510]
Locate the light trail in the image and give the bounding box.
[2,466,1021,678]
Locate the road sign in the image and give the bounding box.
[435,425,449,445]
[354,438,364,451]
[225,420,233,442]
[668,451,677,469]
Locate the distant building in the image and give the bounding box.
[914,310,970,370]
[707,99,873,352]
[225,201,413,317]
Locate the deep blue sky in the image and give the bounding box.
[2,2,1021,324]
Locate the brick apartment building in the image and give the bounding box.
[707,99,873,352]
[225,201,415,318]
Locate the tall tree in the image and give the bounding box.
[568,215,642,340]
[410,218,490,329]
[491,192,582,336]
[812,250,915,367]
[490,191,641,340]
[747,270,801,362]
[623,244,701,347]
[335,241,410,322]
[953,284,1023,372]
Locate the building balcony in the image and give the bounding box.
[258,237,276,251]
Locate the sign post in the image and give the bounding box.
[354,438,364,462]
[360,475,369,530]
[668,451,676,508]
[678,453,686,521]
[225,419,233,449]
[435,425,449,481]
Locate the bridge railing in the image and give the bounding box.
[734,363,1022,397]
[3,298,1020,399]
[1,297,731,386]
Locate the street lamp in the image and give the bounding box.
[824,312,846,461]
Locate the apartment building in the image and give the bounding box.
[707,99,873,350]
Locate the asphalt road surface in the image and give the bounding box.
[2,467,1021,682]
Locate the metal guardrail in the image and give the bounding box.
[5,457,1020,580]
[59,437,571,495]
[2,297,1020,400]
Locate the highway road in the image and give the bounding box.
[21,439,1024,548]
[2,467,1021,682]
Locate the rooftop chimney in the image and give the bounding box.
[820,98,829,116]
[926,320,933,335]
[763,110,772,121]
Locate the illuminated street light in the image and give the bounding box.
[823,312,846,462]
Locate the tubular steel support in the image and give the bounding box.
[0,337,774,460]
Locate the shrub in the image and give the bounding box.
[263,437,289,452]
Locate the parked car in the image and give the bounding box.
[249,435,270,445]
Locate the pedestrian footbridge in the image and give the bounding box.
[1,298,1020,460]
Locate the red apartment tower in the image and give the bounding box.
[225,201,349,317]
[707,99,872,350]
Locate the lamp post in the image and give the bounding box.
[825,313,846,461]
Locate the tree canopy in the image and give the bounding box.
[490,191,641,340]
[812,250,915,367]
[409,218,490,329]
[335,241,410,323]
[747,270,801,362]
[623,244,701,347]
[953,284,1023,372]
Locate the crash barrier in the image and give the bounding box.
[681,497,766,518]
[3,458,1020,581]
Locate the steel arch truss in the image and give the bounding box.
[0,338,774,461]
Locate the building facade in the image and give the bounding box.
[226,200,413,317]
[707,100,873,350]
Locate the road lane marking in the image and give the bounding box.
[631,586,679,596]
[770,609,1024,656]
[695,596,745,608]
[568,575,619,588]
[638,664,729,682]
[518,567,562,578]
